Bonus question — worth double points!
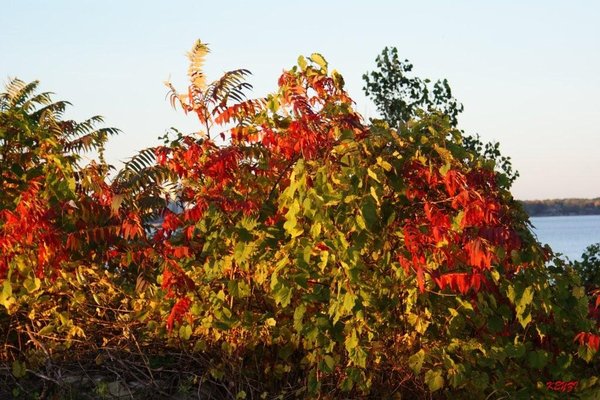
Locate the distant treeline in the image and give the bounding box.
[521,198,600,217]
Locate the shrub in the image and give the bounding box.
[1,43,599,399]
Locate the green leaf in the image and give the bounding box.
[11,360,26,378]
[572,286,585,299]
[506,284,516,304]
[555,353,572,370]
[361,197,378,230]
[515,286,534,328]
[433,144,453,163]
[349,346,367,368]
[424,369,444,392]
[179,324,192,340]
[342,292,356,313]
[340,376,354,392]
[23,277,41,293]
[355,214,367,230]
[307,369,320,394]
[407,313,430,334]
[408,349,425,373]
[234,242,255,265]
[283,201,302,237]
[505,342,526,358]
[527,350,548,369]
[293,304,306,332]
[38,324,54,336]
[319,251,329,271]
[0,280,14,309]
[320,355,335,373]
[578,344,596,362]
[274,284,293,308]
[345,329,359,352]
[310,221,322,238]
[487,315,503,333]
[451,211,464,231]
[578,376,599,391]
[228,280,250,299]
[439,162,451,176]
[456,297,473,312]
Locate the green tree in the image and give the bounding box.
[574,243,600,290]
[363,46,463,128]
[363,47,519,188]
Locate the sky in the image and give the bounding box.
[1,1,599,200]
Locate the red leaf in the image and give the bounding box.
[417,267,425,293]
[166,297,192,332]
[434,272,485,295]
[172,246,190,259]
[465,238,493,269]
[574,332,600,351]
[398,255,411,274]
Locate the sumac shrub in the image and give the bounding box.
[147,42,600,397]
[1,43,599,399]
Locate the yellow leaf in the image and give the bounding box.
[376,156,393,171]
[367,168,380,183]
[187,40,209,90]
[309,53,328,72]
[370,186,380,205]
[23,277,41,293]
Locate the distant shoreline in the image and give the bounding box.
[520,198,600,217]
[528,213,600,218]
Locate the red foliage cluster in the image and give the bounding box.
[152,67,367,330]
[0,179,66,279]
[166,296,192,331]
[574,331,600,351]
[399,161,522,295]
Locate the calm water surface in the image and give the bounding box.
[530,215,600,261]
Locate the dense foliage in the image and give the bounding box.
[363,47,519,188]
[1,43,599,399]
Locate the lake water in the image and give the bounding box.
[530,215,600,261]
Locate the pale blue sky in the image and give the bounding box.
[2,1,599,200]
